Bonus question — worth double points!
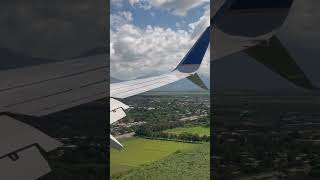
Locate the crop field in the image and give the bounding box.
[110,137,197,177]
[164,126,210,136]
[116,144,210,180]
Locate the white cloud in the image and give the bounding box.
[129,0,209,16]
[110,11,133,30]
[189,5,210,38]
[110,7,210,80]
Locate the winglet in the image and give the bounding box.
[174,26,210,73]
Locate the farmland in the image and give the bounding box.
[110,137,197,178]
[164,126,210,136]
[111,94,210,179]
[115,143,210,180]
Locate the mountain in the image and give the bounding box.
[110,73,209,92]
[110,76,123,83]
[155,75,210,92]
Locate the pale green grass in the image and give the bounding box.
[117,144,210,180]
[164,126,210,136]
[110,137,197,177]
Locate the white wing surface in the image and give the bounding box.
[110,72,189,99]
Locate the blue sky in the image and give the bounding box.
[110,0,210,80]
[111,0,207,31]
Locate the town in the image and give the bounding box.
[111,93,210,140]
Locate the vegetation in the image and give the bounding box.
[164,126,210,136]
[110,137,197,177]
[135,124,210,143]
[111,94,210,179]
[113,144,210,180]
[121,95,209,125]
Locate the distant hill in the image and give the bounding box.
[156,75,210,92]
[110,74,209,92]
[111,76,123,83]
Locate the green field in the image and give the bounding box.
[164,126,210,136]
[116,144,210,180]
[110,137,197,177]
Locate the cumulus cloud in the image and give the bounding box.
[110,11,133,30]
[189,5,210,38]
[110,7,210,80]
[129,0,209,16]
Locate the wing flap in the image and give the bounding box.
[110,98,129,111]
[110,107,126,124]
[110,98,129,149]
[110,98,129,124]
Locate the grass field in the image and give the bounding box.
[110,137,197,177]
[164,126,210,136]
[117,144,210,180]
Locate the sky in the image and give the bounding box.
[110,0,210,80]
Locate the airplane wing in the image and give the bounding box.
[111,70,189,99]
[110,26,210,149]
[0,55,108,179]
[211,0,317,90]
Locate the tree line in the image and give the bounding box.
[135,124,210,143]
